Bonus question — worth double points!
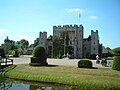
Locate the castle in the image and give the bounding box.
[35,24,102,59]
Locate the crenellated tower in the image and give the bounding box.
[53,24,83,58]
[91,30,99,55]
[39,31,47,49]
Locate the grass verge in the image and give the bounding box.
[2,64,120,90]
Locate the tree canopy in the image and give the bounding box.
[112,47,120,55]
[0,37,29,55]
[16,39,29,50]
[2,36,16,54]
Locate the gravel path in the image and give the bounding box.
[10,56,110,68]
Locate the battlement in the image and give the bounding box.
[40,31,47,34]
[53,24,83,29]
[39,31,47,38]
[91,30,98,33]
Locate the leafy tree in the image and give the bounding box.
[16,39,29,50]
[53,31,69,58]
[65,31,69,55]
[3,36,16,54]
[16,39,29,54]
[112,47,120,55]
[53,36,64,58]
[33,38,39,47]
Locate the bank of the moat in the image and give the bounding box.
[1,64,120,90]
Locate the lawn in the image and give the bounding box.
[2,64,120,90]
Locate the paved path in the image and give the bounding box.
[10,56,111,68]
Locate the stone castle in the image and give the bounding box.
[35,24,102,59]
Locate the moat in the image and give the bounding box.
[0,78,77,90]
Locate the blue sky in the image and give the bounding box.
[0,0,120,49]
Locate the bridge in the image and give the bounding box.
[0,48,13,72]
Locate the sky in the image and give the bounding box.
[0,0,120,49]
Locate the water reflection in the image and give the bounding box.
[0,79,78,90]
[0,82,12,90]
[30,85,52,90]
[29,84,77,90]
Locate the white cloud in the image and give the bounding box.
[0,29,7,33]
[65,8,84,13]
[89,16,98,20]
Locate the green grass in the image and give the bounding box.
[2,64,120,90]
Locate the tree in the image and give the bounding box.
[34,38,39,47]
[53,37,60,58]
[62,31,69,56]
[53,31,69,58]
[112,47,120,71]
[65,31,69,55]
[112,47,120,56]
[16,39,29,55]
[16,39,29,50]
[3,36,16,54]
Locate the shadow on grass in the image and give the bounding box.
[29,64,59,67]
[91,67,98,69]
[46,64,59,67]
[78,67,98,69]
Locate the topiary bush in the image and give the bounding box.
[112,56,120,71]
[78,60,92,68]
[29,45,48,66]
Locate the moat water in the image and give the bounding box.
[0,78,77,90]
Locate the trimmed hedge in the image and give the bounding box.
[30,45,48,66]
[78,60,92,68]
[30,57,39,63]
[112,56,120,71]
[33,45,47,59]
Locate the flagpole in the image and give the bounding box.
[79,12,81,25]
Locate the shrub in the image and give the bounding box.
[78,60,92,68]
[112,56,120,71]
[33,45,46,59]
[30,45,48,66]
[29,57,43,66]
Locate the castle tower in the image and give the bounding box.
[39,31,47,49]
[53,24,83,59]
[91,30,99,55]
[75,25,83,58]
